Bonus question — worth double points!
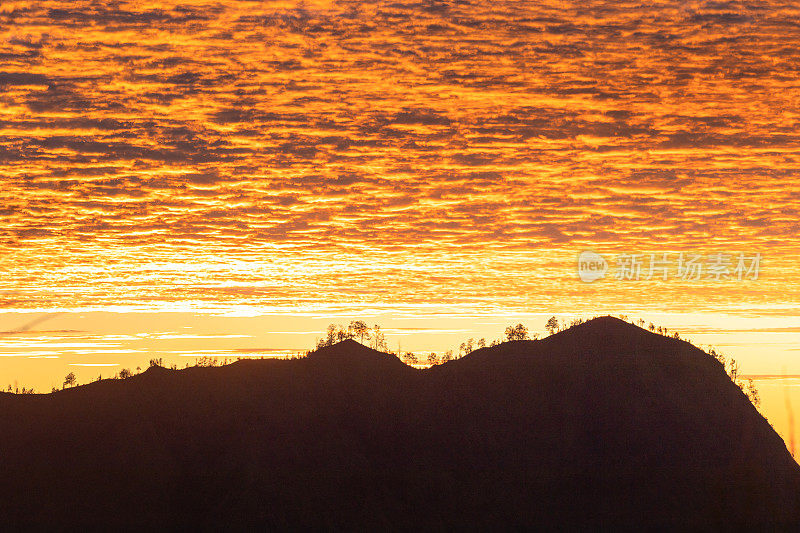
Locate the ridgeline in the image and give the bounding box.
[0,316,797,529]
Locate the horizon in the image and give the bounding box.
[4,312,797,460]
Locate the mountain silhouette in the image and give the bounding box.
[0,316,797,529]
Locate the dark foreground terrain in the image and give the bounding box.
[0,317,798,529]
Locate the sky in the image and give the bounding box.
[1,1,799,449]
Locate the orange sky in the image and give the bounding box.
[1,0,799,449]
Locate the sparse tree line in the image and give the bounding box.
[706,346,760,408]
[6,316,600,393]
[615,315,760,408]
[39,354,297,393]
[313,317,575,367]
[610,315,760,409]
[315,321,388,351]
[4,385,36,394]
[310,317,585,367]
[4,315,760,411]
[311,315,762,411]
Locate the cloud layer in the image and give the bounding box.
[1,0,799,312]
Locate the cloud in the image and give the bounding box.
[0,0,797,312]
[0,72,49,86]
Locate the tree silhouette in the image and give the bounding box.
[747,378,761,408]
[545,317,559,335]
[402,352,418,365]
[349,320,370,345]
[63,372,76,389]
[326,324,337,346]
[372,324,388,351]
[336,324,352,342]
[505,323,529,341]
[317,323,386,350]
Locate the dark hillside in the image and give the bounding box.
[0,317,797,529]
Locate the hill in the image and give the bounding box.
[0,316,797,529]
